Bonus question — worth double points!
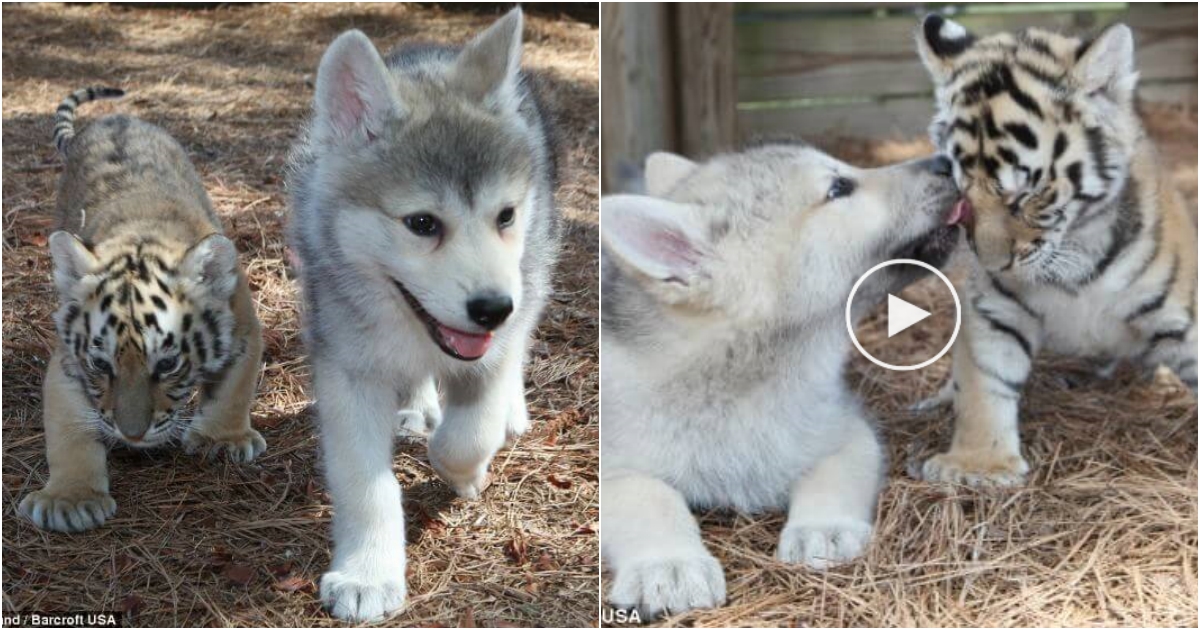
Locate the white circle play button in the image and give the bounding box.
[845,259,961,371]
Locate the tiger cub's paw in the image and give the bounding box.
[19,486,117,532]
[921,449,1029,487]
[183,424,267,463]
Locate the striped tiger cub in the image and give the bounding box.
[914,16,1197,486]
[18,88,266,532]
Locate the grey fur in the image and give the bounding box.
[285,9,561,621]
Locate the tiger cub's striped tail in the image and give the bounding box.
[53,86,125,155]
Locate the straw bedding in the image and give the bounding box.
[2,3,598,627]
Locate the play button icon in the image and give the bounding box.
[846,258,961,371]
[887,294,931,338]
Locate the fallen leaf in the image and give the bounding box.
[222,563,255,586]
[109,554,135,577]
[272,575,314,593]
[22,233,47,247]
[268,561,294,578]
[533,552,557,572]
[547,473,572,489]
[209,546,232,567]
[503,536,528,565]
[120,594,144,615]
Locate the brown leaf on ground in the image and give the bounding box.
[222,564,255,586]
[271,575,314,594]
[2,3,598,627]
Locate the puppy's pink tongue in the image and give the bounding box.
[946,198,973,225]
[438,325,493,359]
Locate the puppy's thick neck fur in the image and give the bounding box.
[603,256,852,406]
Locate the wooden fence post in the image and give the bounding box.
[601,2,676,191]
[674,3,736,158]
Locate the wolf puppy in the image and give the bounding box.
[287,9,559,622]
[601,144,963,617]
[915,16,1198,486]
[19,88,265,533]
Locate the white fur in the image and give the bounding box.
[602,145,960,617]
[939,18,967,40]
[288,8,556,622]
[644,152,698,197]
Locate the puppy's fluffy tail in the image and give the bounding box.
[53,86,125,155]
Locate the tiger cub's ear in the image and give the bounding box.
[1072,23,1138,104]
[916,14,976,84]
[180,234,239,302]
[48,231,99,299]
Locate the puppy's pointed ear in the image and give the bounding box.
[602,195,713,301]
[644,152,698,197]
[452,7,523,110]
[916,14,975,84]
[1072,23,1138,103]
[48,231,99,299]
[180,234,239,301]
[313,29,402,145]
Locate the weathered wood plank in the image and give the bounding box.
[601,2,675,192]
[738,81,1193,142]
[738,31,1196,102]
[676,3,738,157]
[738,97,937,141]
[736,4,1195,79]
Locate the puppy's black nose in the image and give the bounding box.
[925,155,954,178]
[467,295,513,330]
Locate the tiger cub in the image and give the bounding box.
[915,17,1197,486]
[18,88,266,532]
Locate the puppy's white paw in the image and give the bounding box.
[504,402,530,445]
[432,460,491,499]
[183,424,267,463]
[777,519,872,570]
[19,487,117,533]
[320,569,407,622]
[608,552,726,619]
[396,408,439,438]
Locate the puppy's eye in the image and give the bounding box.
[827,177,855,200]
[497,206,515,230]
[155,355,180,376]
[403,214,441,237]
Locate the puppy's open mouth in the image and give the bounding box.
[889,197,972,268]
[391,279,493,361]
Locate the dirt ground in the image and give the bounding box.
[2,3,597,627]
[608,102,1197,628]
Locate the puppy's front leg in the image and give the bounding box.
[602,470,726,619]
[778,416,882,569]
[428,349,522,498]
[314,361,407,622]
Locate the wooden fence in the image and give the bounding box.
[602,2,1198,191]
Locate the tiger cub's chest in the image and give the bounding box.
[1026,285,1139,358]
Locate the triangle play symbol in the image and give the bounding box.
[887,294,931,338]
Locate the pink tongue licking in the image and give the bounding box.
[438,324,493,359]
[946,198,973,225]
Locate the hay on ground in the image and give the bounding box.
[604,103,1198,627]
[2,3,598,627]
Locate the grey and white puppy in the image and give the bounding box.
[601,144,963,618]
[287,8,559,622]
